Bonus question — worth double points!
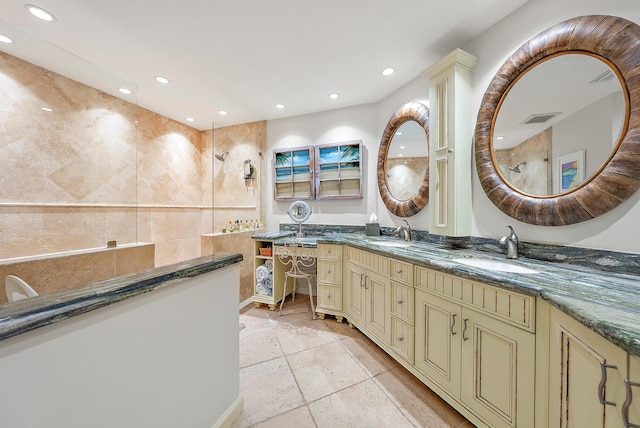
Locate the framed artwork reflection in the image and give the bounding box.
[556,150,585,193]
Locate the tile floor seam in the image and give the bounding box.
[335,332,394,378]
[279,348,321,427]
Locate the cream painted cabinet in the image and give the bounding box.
[344,246,392,346]
[627,355,640,427]
[316,244,344,321]
[415,267,535,428]
[548,308,629,427]
[426,49,477,236]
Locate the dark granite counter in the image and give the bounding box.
[271,232,640,358]
[0,252,243,341]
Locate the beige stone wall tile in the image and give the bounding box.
[184,208,202,238]
[115,244,155,276]
[153,240,183,267]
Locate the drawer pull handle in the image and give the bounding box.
[599,362,618,406]
[462,318,469,341]
[397,337,404,342]
[623,378,640,427]
[450,314,457,336]
[396,269,402,274]
[397,300,403,305]
[327,294,331,299]
[327,270,331,274]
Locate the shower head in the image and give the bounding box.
[215,151,229,161]
[508,161,526,173]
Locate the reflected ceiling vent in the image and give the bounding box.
[521,112,560,125]
[590,69,615,83]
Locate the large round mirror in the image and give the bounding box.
[378,102,429,217]
[475,15,640,226]
[494,54,625,196]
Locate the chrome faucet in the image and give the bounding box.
[394,220,412,242]
[499,225,519,259]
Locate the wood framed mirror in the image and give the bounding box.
[475,15,640,226]
[377,102,430,217]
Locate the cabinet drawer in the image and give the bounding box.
[390,259,413,284]
[391,282,414,324]
[415,266,535,332]
[345,246,389,274]
[317,244,342,259]
[317,259,342,285]
[317,284,342,311]
[391,317,414,363]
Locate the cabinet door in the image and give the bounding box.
[365,269,391,345]
[415,290,461,397]
[315,141,362,200]
[627,355,640,428]
[344,262,366,326]
[549,309,627,428]
[461,308,535,428]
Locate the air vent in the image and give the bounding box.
[521,112,560,125]
[590,70,615,84]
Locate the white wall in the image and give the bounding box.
[266,0,640,253]
[0,265,241,428]
[464,0,640,253]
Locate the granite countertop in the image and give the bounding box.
[0,252,243,341]
[299,233,640,358]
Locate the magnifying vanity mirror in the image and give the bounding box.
[475,15,640,226]
[288,200,312,237]
[377,102,430,217]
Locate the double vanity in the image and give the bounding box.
[253,231,640,428]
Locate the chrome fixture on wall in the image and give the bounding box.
[508,162,526,173]
[215,151,229,161]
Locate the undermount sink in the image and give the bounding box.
[368,240,412,248]
[452,257,539,274]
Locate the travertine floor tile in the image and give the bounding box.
[274,316,337,355]
[248,405,316,428]
[308,379,414,427]
[239,328,283,368]
[340,335,399,377]
[236,357,304,427]
[375,366,468,427]
[287,341,370,403]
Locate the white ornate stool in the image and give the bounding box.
[277,242,316,319]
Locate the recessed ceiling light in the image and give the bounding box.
[40,107,52,112]
[400,146,405,149]
[118,87,132,95]
[0,34,14,44]
[25,4,56,22]
[218,110,228,116]
[382,67,395,76]
[154,75,170,84]
[186,117,195,122]
[275,103,285,109]
[329,93,339,100]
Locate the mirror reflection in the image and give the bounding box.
[386,121,429,200]
[493,53,625,196]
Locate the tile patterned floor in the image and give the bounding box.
[234,298,474,428]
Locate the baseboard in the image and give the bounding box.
[211,395,244,428]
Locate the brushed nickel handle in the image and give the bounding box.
[462,318,469,341]
[450,314,457,336]
[397,300,403,304]
[397,337,404,342]
[359,273,365,287]
[327,294,331,299]
[598,362,618,406]
[396,269,402,274]
[623,378,640,428]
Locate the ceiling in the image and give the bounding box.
[0,0,530,130]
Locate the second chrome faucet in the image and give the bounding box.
[394,220,412,242]
[499,225,519,259]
